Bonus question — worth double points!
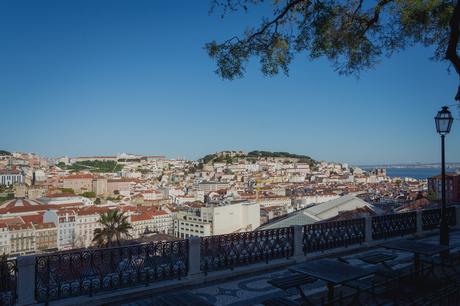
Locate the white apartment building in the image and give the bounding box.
[174,211,212,238]
[130,211,173,238]
[33,169,47,182]
[174,201,260,238]
[9,223,35,255]
[0,169,24,186]
[0,225,10,255]
[197,181,229,193]
[256,196,291,208]
[142,191,164,201]
[75,209,102,248]
[44,210,76,250]
[295,194,340,208]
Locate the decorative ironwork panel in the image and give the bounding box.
[200,227,294,274]
[372,212,416,240]
[422,207,456,231]
[0,259,17,306]
[35,240,188,302]
[302,218,365,255]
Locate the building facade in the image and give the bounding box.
[428,173,460,203]
[174,201,260,238]
[0,169,24,186]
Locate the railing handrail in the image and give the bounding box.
[35,237,187,258]
[10,205,459,305]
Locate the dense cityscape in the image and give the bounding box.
[0,149,458,257]
[3,0,460,304]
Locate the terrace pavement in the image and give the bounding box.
[121,230,460,306]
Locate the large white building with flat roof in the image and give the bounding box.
[174,201,260,238]
[0,169,24,186]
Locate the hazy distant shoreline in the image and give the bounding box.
[358,163,460,169]
[361,167,459,180]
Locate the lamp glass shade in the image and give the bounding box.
[435,106,454,135]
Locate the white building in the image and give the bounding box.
[130,210,173,238]
[256,196,291,208]
[39,195,93,206]
[75,208,102,248]
[174,201,260,238]
[0,224,10,254]
[0,169,24,186]
[33,170,47,182]
[44,210,76,250]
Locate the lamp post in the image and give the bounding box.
[435,106,454,246]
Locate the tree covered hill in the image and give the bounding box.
[0,150,11,156]
[200,150,316,166]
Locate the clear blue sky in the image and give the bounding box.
[1,0,459,164]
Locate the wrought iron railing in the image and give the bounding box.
[200,227,294,274]
[0,258,17,306]
[302,218,365,254]
[372,211,417,240]
[422,207,456,231]
[35,240,188,302]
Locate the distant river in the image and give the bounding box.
[362,167,459,180]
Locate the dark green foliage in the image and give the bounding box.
[206,0,457,89]
[137,168,151,174]
[0,150,11,156]
[61,160,123,173]
[0,193,14,204]
[427,189,438,201]
[202,154,218,164]
[118,158,141,163]
[200,150,316,166]
[56,162,67,168]
[248,150,315,166]
[93,210,132,247]
[81,191,96,198]
[59,188,75,194]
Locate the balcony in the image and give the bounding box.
[5,206,460,305]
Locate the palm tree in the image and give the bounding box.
[93,210,132,247]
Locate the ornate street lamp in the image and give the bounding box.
[435,106,454,246]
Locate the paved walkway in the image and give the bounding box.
[122,231,460,306]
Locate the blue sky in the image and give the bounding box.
[1,0,459,164]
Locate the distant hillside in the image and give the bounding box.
[0,150,11,156]
[247,151,312,160]
[200,150,316,166]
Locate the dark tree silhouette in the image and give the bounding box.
[206,0,460,101]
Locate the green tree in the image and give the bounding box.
[93,210,132,247]
[94,197,101,205]
[427,189,438,201]
[59,188,75,194]
[206,0,460,100]
[81,191,96,198]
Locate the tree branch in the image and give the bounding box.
[361,0,393,34]
[245,0,305,43]
[446,1,460,100]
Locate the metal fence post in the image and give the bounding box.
[16,255,36,306]
[364,216,373,243]
[455,206,460,229]
[293,225,304,259]
[187,237,202,278]
[416,209,423,234]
